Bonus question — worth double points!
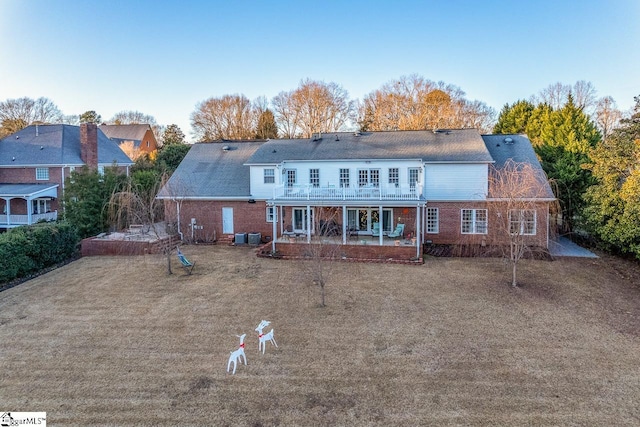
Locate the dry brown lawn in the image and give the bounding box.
[1,245,639,426]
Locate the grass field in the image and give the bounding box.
[1,245,639,426]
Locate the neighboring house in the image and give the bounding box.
[157,130,554,253]
[99,124,158,159]
[0,123,134,229]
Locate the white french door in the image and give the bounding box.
[292,208,313,233]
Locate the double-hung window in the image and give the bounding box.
[426,207,439,233]
[339,168,350,187]
[409,167,420,188]
[263,168,275,184]
[309,168,320,187]
[509,209,536,235]
[36,168,49,180]
[286,169,297,187]
[389,168,399,186]
[461,209,487,234]
[266,206,276,223]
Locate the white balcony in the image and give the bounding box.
[273,184,422,201]
[0,211,58,227]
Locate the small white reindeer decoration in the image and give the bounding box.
[226,334,247,374]
[255,320,278,354]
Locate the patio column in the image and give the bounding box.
[4,198,10,226]
[342,205,347,245]
[27,197,33,225]
[378,205,383,246]
[415,204,421,259]
[306,205,311,243]
[272,204,277,253]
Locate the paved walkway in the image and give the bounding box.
[549,236,598,258]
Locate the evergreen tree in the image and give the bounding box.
[493,100,535,134]
[79,110,102,124]
[162,124,186,146]
[63,167,129,238]
[255,109,278,139]
[536,95,600,232]
[156,144,191,174]
[583,96,640,258]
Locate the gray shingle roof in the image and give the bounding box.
[99,124,150,142]
[246,129,494,164]
[0,124,133,166]
[482,134,555,199]
[0,183,59,198]
[157,142,264,199]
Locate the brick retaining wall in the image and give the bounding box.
[81,235,181,256]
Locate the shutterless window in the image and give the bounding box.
[370,169,380,187]
[339,168,350,187]
[266,206,276,223]
[389,168,399,185]
[36,168,49,180]
[426,207,439,233]
[263,168,275,184]
[358,169,379,187]
[509,209,536,235]
[286,169,297,186]
[461,209,487,234]
[310,168,320,187]
[409,168,420,187]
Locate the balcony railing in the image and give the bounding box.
[0,211,58,226]
[273,184,422,201]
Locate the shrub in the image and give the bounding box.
[0,222,79,284]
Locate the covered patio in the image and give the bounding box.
[267,193,427,261]
[0,183,59,229]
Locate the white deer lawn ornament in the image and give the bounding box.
[227,334,247,375]
[255,320,278,354]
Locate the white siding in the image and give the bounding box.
[250,160,424,197]
[424,164,488,200]
[250,166,280,199]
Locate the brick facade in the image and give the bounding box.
[166,200,274,243]
[166,199,550,249]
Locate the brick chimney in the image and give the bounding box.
[80,123,98,169]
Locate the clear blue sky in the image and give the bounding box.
[1,0,638,141]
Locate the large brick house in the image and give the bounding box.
[99,124,159,159]
[0,123,133,229]
[157,130,555,257]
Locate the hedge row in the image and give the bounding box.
[0,221,80,284]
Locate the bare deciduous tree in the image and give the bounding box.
[536,81,597,112]
[118,141,144,161]
[108,173,181,274]
[272,79,354,138]
[595,96,622,141]
[487,159,556,287]
[297,208,347,307]
[0,97,64,136]
[109,110,156,125]
[191,94,258,141]
[358,74,494,133]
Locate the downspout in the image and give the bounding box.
[61,166,68,215]
[415,204,421,259]
[272,204,277,253]
[175,200,184,241]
